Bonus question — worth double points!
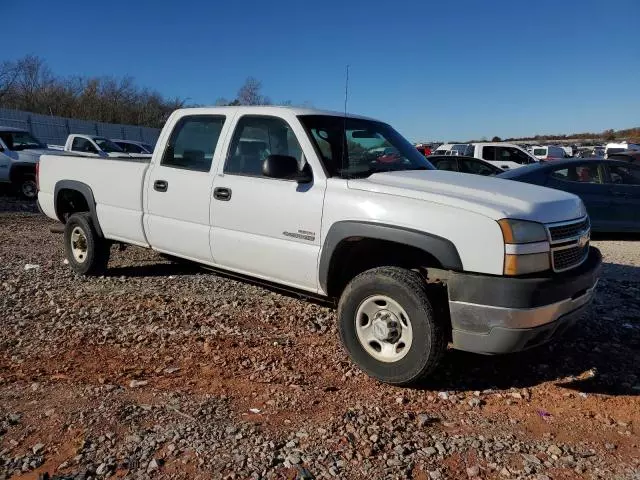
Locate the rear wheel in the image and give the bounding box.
[17,175,37,200]
[338,267,446,385]
[63,213,110,275]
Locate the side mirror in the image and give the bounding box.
[262,155,312,183]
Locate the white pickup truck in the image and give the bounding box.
[63,134,144,158]
[433,142,538,170]
[38,106,601,385]
[0,127,58,199]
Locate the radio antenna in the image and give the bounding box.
[341,65,350,174]
[344,64,350,116]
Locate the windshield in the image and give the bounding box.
[94,137,124,153]
[298,115,433,178]
[533,148,547,156]
[0,130,45,150]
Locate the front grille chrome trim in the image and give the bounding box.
[545,216,590,273]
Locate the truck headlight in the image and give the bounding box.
[498,219,550,275]
[498,219,548,244]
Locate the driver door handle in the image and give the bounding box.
[154,180,168,192]
[214,187,232,201]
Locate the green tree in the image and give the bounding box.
[491,136,502,142]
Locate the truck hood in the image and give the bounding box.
[348,170,586,224]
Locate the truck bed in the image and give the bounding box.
[38,154,151,247]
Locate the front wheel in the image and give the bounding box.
[338,267,446,385]
[63,213,110,275]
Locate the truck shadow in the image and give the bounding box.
[105,261,201,278]
[419,262,640,397]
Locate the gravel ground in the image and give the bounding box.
[0,196,638,480]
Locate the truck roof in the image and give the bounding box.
[172,105,379,122]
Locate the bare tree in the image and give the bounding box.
[0,60,19,102]
[236,77,271,105]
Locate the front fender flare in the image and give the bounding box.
[318,221,463,294]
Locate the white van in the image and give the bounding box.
[605,142,640,158]
[531,145,566,161]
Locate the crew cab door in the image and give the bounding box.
[144,114,229,262]
[210,114,326,291]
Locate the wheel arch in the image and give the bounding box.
[319,221,463,297]
[54,180,103,237]
[9,162,36,183]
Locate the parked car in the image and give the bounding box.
[63,134,135,158]
[112,139,155,154]
[607,150,640,163]
[561,146,574,158]
[0,126,58,199]
[415,143,432,156]
[37,106,601,385]
[531,145,567,161]
[427,155,503,176]
[499,158,640,232]
[605,142,640,158]
[433,142,537,170]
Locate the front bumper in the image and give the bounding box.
[447,247,602,354]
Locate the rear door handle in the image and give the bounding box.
[154,180,168,192]
[214,187,232,201]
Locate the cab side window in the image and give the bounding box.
[497,147,533,165]
[72,138,97,153]
[161,115,225,172]
[481,146,496,161]
[225,116,304,178]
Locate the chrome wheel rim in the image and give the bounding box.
[70,226,88,263]
[355,295,413,363]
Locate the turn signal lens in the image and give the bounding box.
[504,253,550,275]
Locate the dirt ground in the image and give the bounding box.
[0,199,638,480]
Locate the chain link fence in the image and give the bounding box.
[0,107,160,147]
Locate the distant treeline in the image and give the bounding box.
[502,127,640,143]
[0,55,286,129]
[0,55,188,129]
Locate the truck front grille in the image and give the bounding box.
[546,217,590,273]
[548,218,589,241]
[552,245,589,272]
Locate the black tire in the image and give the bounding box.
[338,266,446,385]
[63,213,110,275]
[16,175,37,200]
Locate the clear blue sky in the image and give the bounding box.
[5,0,639,141]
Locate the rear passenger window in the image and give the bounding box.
[608,165,640,185]
[161,116,225,172]
[551,165,604,183]
[225,116,304,178]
